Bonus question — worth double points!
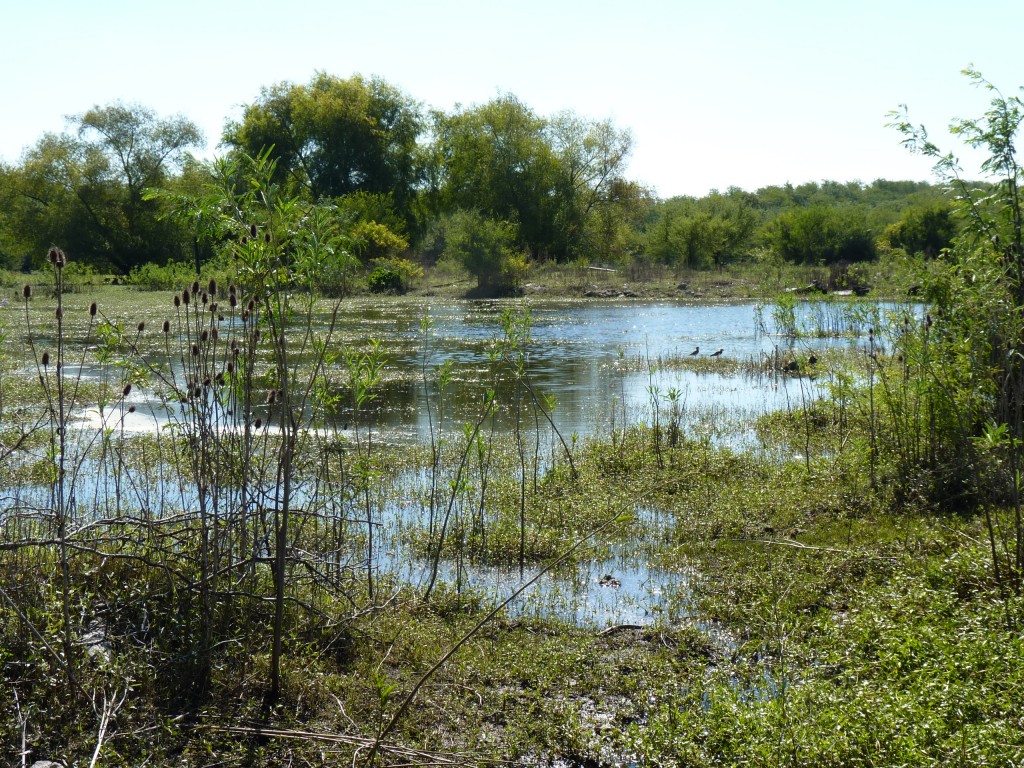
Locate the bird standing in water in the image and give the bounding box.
[689,346,700,356]
[709,348,724,357]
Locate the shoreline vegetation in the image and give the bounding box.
[2,71,1024,765]
[1,272,1021,766]
[1,250,924,304]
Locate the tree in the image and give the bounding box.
[548,111,635,260]
[440,209,527,294]
[882,201,958,258]
[891,70,1024,594]
[642,192,758,268]
[2,103,202,272]
[428,94,562,259]
[224,73,423,222]
[768,204,876,264]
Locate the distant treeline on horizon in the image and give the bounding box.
[0,72,960,280]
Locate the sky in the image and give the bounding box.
[2,0,1022,199]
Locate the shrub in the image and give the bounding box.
[441,210,528,294]
[367,257,423,294]
[128,259,197,290]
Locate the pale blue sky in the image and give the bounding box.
[2,0,1021,198]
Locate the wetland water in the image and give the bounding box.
[104,297,869,441]
[324,298,860,440]
[58,298,883,626]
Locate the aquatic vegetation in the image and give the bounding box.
[2,267,1022,765]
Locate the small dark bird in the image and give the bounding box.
[689,346,700,356]
[709,348,724,357]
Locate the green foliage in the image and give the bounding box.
[428,95,561,258]
[0,104,202,273]
[769,204,877,264]
[351,220,409,261]
[223,73,423,223]
[641,191,759,268]
[127,258,198,290]
[883,200,958,257]
[367,257,423,294]
[440,209,528,293]
[547,111,643,262]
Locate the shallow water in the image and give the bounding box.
[16,298,893,627]
[321,298,871,442]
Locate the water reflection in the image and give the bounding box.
[34,299,890,627]
[333,299,861,442]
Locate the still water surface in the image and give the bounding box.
[77,299,880,626]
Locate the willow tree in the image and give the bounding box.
[223,73,424,226]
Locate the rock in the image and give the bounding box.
[81,620,112,663]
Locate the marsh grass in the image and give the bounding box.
[2,267,1024,765]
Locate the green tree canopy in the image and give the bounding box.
[223,73,424,222]
[547,111,636,260]
[882,201,958,258]
[1,103,202,271]
[641,191,759,268]
[427,94,562,259]
[768,204,877,264]
[439,209,527,293]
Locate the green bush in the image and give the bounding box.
[440,210,528,294]
[128,259,197,290]
[367,257,423,294]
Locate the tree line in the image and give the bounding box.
[0,72,960,292]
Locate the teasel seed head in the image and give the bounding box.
[162,320,170,334]
[174,294,181,307]
[41,351,50,366]
[137,321,145,332]
[122,383,132,397]
[89,302,97,317]
[254,417,263,430]
[191,343,199,356]
[23,284,31,299]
